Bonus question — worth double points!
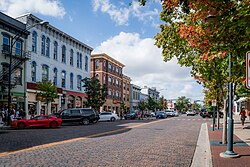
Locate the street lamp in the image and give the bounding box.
[7,21,48,122]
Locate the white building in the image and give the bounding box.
[16,14,93,115]
[130,84,141,111]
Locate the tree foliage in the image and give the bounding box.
[176,96,190,112]
[82,77,108,111]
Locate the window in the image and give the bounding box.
[95,74,99,80]
[53,41,58,60]
[85,56,88,71]
[108,76,111,84]
[79,53,82,69]
[32,31,37,53]
[31,61,36,82]
[116,79,119,87]
[108,62,112,72]
[70,49,74,66]
[14,68,22,85]
[70,73,73,90]
[15,40,22,56]
[103,75,106,84]
[116,66,119,74]
[45,37,50,57]
[53,68,57,86]
[77,52,80,68]
[42,65,49,82]
[103,60,106,69]
[2,65,8,81]
[95,59,100,69]
[61,71,66,88]
[41,35,45,55]
[2,34,10,52]
[62,45,66,63]
[77,75,82,91]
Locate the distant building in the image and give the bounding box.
[148,87,160,100]
[16,13,93,115]
[130,84,141,111]
[91,53,125,114]
[0,12,30,111]
[123,74,131,113]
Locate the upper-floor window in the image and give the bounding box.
[53,41,58,60]
[103,75,106,84]
[31,61,36,82]
[103,60,106,70]
[70,73,73,90]
[77,75,82,91]
[62,45,66,63]
[116,66,119,74]
[79,53,82,69]
[53,68,57,86]
[85,56,88,71]
[116,79,119,87]
[77,52,80,68]
[70,49,74,66]
[42,64,49,82]
[2,34,10,52]
[61,71,66,88]
[14,68,22,85]
[15,40,22,56]
[32,31,37,53]
[41,35,45,55]
[95,59,100,69]
[45,37,50,57]
[108,62,112,72]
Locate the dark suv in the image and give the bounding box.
[59,108,99,125]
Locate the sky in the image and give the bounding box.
[0,0,204,101]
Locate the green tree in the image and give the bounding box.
[158,96,165,110]
[176,96,190,112]
[147,96,157,111]
[82,77,108,111]
[36,81,57,115]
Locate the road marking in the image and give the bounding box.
[0,119,166,157]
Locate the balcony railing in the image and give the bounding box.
[1,44,30,60]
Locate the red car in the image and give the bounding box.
[11,115,62,129]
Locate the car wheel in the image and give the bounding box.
[50,121,58,128]
[18,122,26,129]
[82,118,90,125]
[110,117,116,122]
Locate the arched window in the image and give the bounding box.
[45,37,50,57]
[103,60,106,69]
[53,68,57,86]
[61,70,66,88]
[70,73,73,89]
[41,35,45,55]
[95,59,100,69]
[42,64,49,82]
[62,45,66,63]
[77,75,82,91]
[53,41,58,60]
[31,61,37,82]
[80,53,82,69]
[85,56,88,71]
[70,49,74,66]
[32,31,37,53]
[95,74,99,80]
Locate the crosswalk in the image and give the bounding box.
[166,118,212,121]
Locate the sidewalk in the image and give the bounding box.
[209,116,250,167]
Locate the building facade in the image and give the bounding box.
[0,12,30,111]
[148,87,160,100]
[16,14,93,115]
[130,84,141,111]
[91,53,124,114]
[122,74,131,113]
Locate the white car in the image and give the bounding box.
[99,112,119,122]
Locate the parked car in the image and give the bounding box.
[186,110,196,116]
[59,108,99,125]
[99,112,119,122]
[165,110,175,117]
[200,111,223,118]
[156,111,167,119]
[11,115,62,129]
[124,112,137,120]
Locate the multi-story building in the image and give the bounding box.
[130,84,141,111]
[148,87,160,100]
[16,14,93,115]
[122,74,131,112]
[0,12,30,111]
[91,53,124,114]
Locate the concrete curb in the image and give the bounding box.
[191,123,213,167]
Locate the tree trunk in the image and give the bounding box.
[222,98,228,144]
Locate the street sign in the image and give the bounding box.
[212,100,217,106]
[246,51,250,89]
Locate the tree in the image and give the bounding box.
[36,81,57,115]
[176,96,190,112]
[147,96,157,111]
[82,77,108,111]
[120,101,126,119]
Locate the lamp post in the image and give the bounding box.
[7,21,48,122]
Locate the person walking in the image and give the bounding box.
[239,108,247,128]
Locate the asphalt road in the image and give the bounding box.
[0,115,212,167]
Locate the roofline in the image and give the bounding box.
[91,53,125,67]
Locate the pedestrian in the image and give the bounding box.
[239,108,247,128]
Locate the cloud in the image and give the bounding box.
[0,0,66,18]
[92,0,160,26]
[93,32,204,100]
